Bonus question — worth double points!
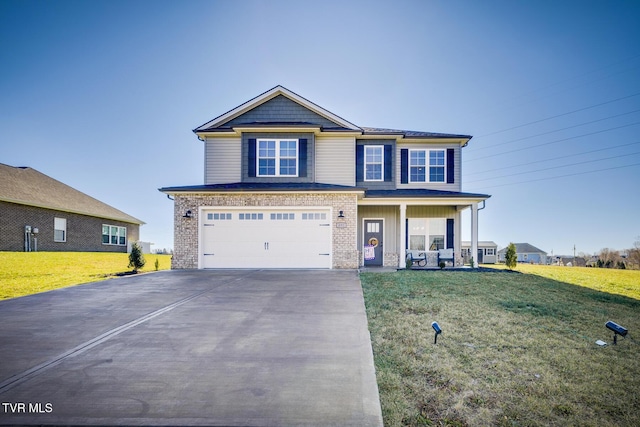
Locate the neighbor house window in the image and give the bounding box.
[54,217,66,242]
[429,150,445,182]
[102,224,127,246]
[257,139,298,176]
[364,146,383,181]
[409,150,426,182]
[486,248,495,256]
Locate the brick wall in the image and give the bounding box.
[172,192,358,269]
[0,201,139,252]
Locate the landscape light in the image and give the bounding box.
[183,210,192,219]
[431,321,442,344]
[605,321,628,345]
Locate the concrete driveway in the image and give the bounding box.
[0,270,383,426]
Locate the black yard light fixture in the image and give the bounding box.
[605,321,628,345]
[183,210,192,219]
[431,321,442,344]
[338,210,345,218]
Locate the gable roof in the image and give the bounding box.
[194,85,361,132]
[0,164,144,224]
[497,243,547,254]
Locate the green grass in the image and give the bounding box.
[0,252,172,300]
[489,263,640,300]
[361,268,640,426]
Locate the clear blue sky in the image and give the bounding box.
[2,0,639,256]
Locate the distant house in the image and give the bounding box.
[549,255,586,267]
[0,164,144,252]
[461,241,498,264]
[497,243,547,264]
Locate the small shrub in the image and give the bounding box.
[128,242,146,273]
[439,261,446,269]
[406,256,413,269]
[470,257,475,268]
[154,257,160,271]
[505,243,517,270]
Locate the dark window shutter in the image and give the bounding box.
[400,149,408,184]
[384,145,393,182]
[248,138,256,177]
[356,145,364,182]
[447,148,455,184]
[446,218,454,249]
[299,138,307,177]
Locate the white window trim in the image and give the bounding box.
[54,217,66,243]
[102,224,127,246]
[257,139,299,177]
[409,149,446,183]
[364,145,384,182]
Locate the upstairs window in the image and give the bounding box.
[429,150,445,182]
[364,145,383,181]
[257,139,298,176]
[408,149,445,183]
[409,150,426,182]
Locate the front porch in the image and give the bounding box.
[357,191,489,269]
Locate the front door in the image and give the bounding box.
[477,248,484,264]
[364,219,383,266]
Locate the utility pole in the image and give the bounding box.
[573,244,576,267]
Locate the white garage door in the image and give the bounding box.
[201,208,331,269]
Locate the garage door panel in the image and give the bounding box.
[201,209,331,269]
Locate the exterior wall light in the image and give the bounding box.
[338,210,345,218]
[183,210,192,219]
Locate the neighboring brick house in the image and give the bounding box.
[0,164,143,252]
[160,86,490,269]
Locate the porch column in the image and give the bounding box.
[399,203,407,268]
[471,203,478,268]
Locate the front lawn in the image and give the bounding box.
[361,269,640,426]
[0,252,172,300]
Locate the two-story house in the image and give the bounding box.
[160,86,490,269]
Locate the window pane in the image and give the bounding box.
[366,164,382,180]
[429,236,444,250]
[430,150,445,166]
[279,158,296,175]
[259,159,276,175]
[409,235,425,251]
[410,166,425,182]
[430,166,444,182]
[410,151,425,166]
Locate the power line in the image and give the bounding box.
[465,141,640,177]
[471,54,640,123]
[466,121,640,162]
[466,151,640,184]
[466,108,640,152]
[465,162,640,191]
[474,92,640,139]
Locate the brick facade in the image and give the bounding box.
[172,192,358,269]
[0,201,140,252]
